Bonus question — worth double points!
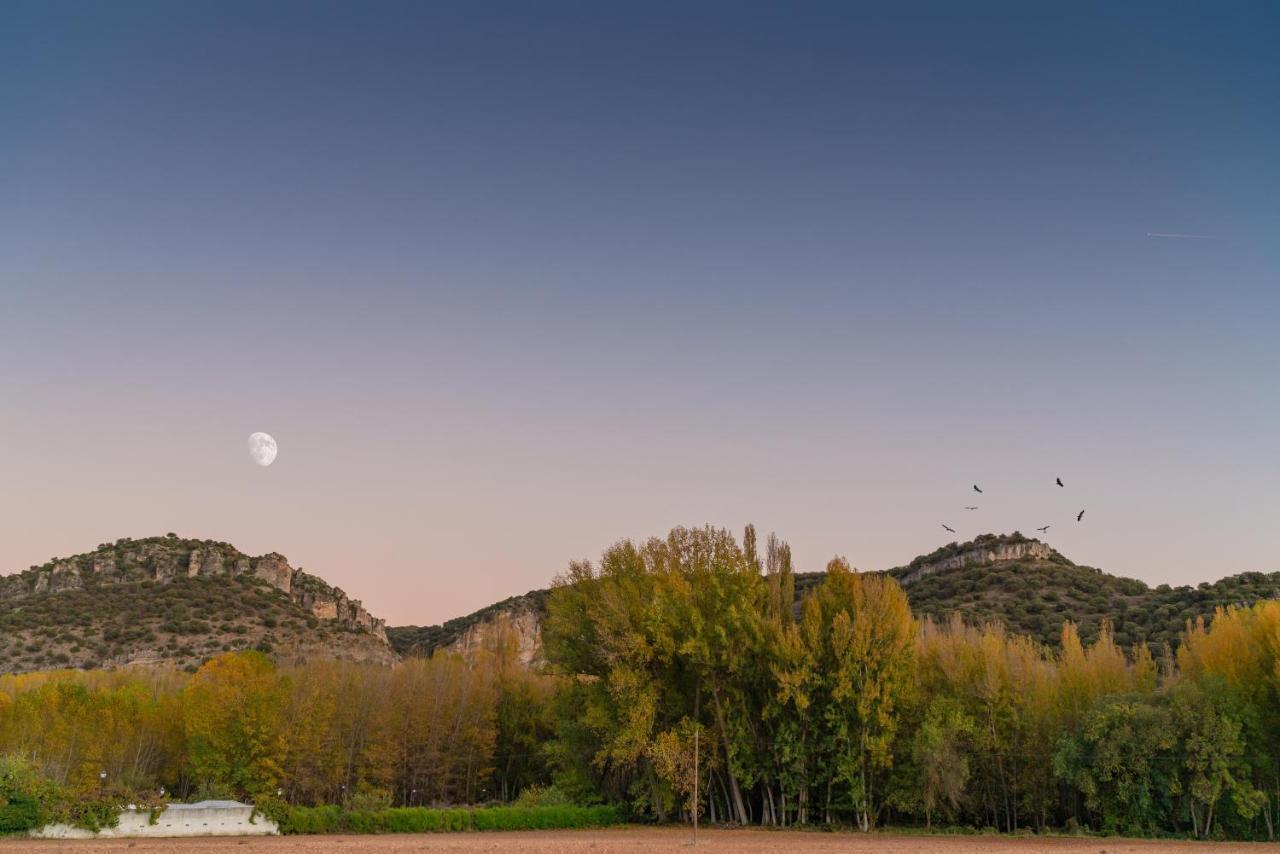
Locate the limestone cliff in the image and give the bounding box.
[441,607,544,667]
[387,589,549,665]
[889,537,1058,586]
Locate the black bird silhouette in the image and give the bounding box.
[964,506,978,510]
[972,484,983,493]
[1056,477,1064,487]
[942,524,956,533]
[1037,525,1050,533]
[1077,509,1086,522]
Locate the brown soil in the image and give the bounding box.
[0,828,1272,854]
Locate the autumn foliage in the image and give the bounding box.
[2,524,1279,840]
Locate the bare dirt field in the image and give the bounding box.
[0,829,1273,854]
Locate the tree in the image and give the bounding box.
[1171,680,1265,838]
[913,698,974,828]
[280,660,344,804]
[367,653,498,805]
[1052,695,1177,834]
[1179,602,1280,839]
[806,558,916,830]
[649,717,714,827]
[183,651,290,798]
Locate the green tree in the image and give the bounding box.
[1171,680,1265,838]
[913,697,975,828]
[1052,694,1177,834]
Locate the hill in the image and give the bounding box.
[388,532,1280,661]
[387,588,548,666]
[880,532,1280,650]
[0,535,396,674]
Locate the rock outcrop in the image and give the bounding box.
[892,539,1055,586]
[386,588,550,665]
[442,607,543,667]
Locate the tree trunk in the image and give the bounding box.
[711,690,749,825]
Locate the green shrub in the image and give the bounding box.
[348,788,392,812]
[276,804,621,835]
[0,795,39,833]
[343,810,389,833]
[277,804,342,834]
[513,784,574,809]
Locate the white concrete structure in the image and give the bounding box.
[31,800,278,839]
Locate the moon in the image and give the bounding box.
[247,432,278,467]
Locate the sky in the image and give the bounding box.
[2,1,1278,626]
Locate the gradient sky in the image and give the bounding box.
[2,2,1278,626]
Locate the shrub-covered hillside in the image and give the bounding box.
[901,555,1280,650]
[0,535,395,674]
[804,533,1280,651]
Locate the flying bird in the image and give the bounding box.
[1077,509,1086,522]
[942,524,956,533]
[972,484,983,493]
[964,506,978,510]
[1036,525,1050,533]
[1056,477,1064,487]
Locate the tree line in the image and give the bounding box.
[542,524,1278,839]
[2,523,1278,840]
[0,637,555,813]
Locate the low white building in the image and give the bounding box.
[31,800,278,839]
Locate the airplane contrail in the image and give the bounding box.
[1146,232,1220,240]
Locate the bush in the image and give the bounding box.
[347,788,392,812]
[343,810,389,833]
[277,804,342,834]
[513,784,574,808]
[0,756,122,834]
[0,795,39,833]
[276,804,622,835]
[385,808,470,832]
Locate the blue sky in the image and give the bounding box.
[2,2,1277,624]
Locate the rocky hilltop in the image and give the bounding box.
[887,534,1059,585]
[388,532,1280,664]
[0,536,395,674]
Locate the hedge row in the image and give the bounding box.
[275,804,622,834]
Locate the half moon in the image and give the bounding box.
[248,432,278,467]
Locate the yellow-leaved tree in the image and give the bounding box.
[183,651,290,799]
[807,558,916,831]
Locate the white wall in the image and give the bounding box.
[32,802,279,839]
